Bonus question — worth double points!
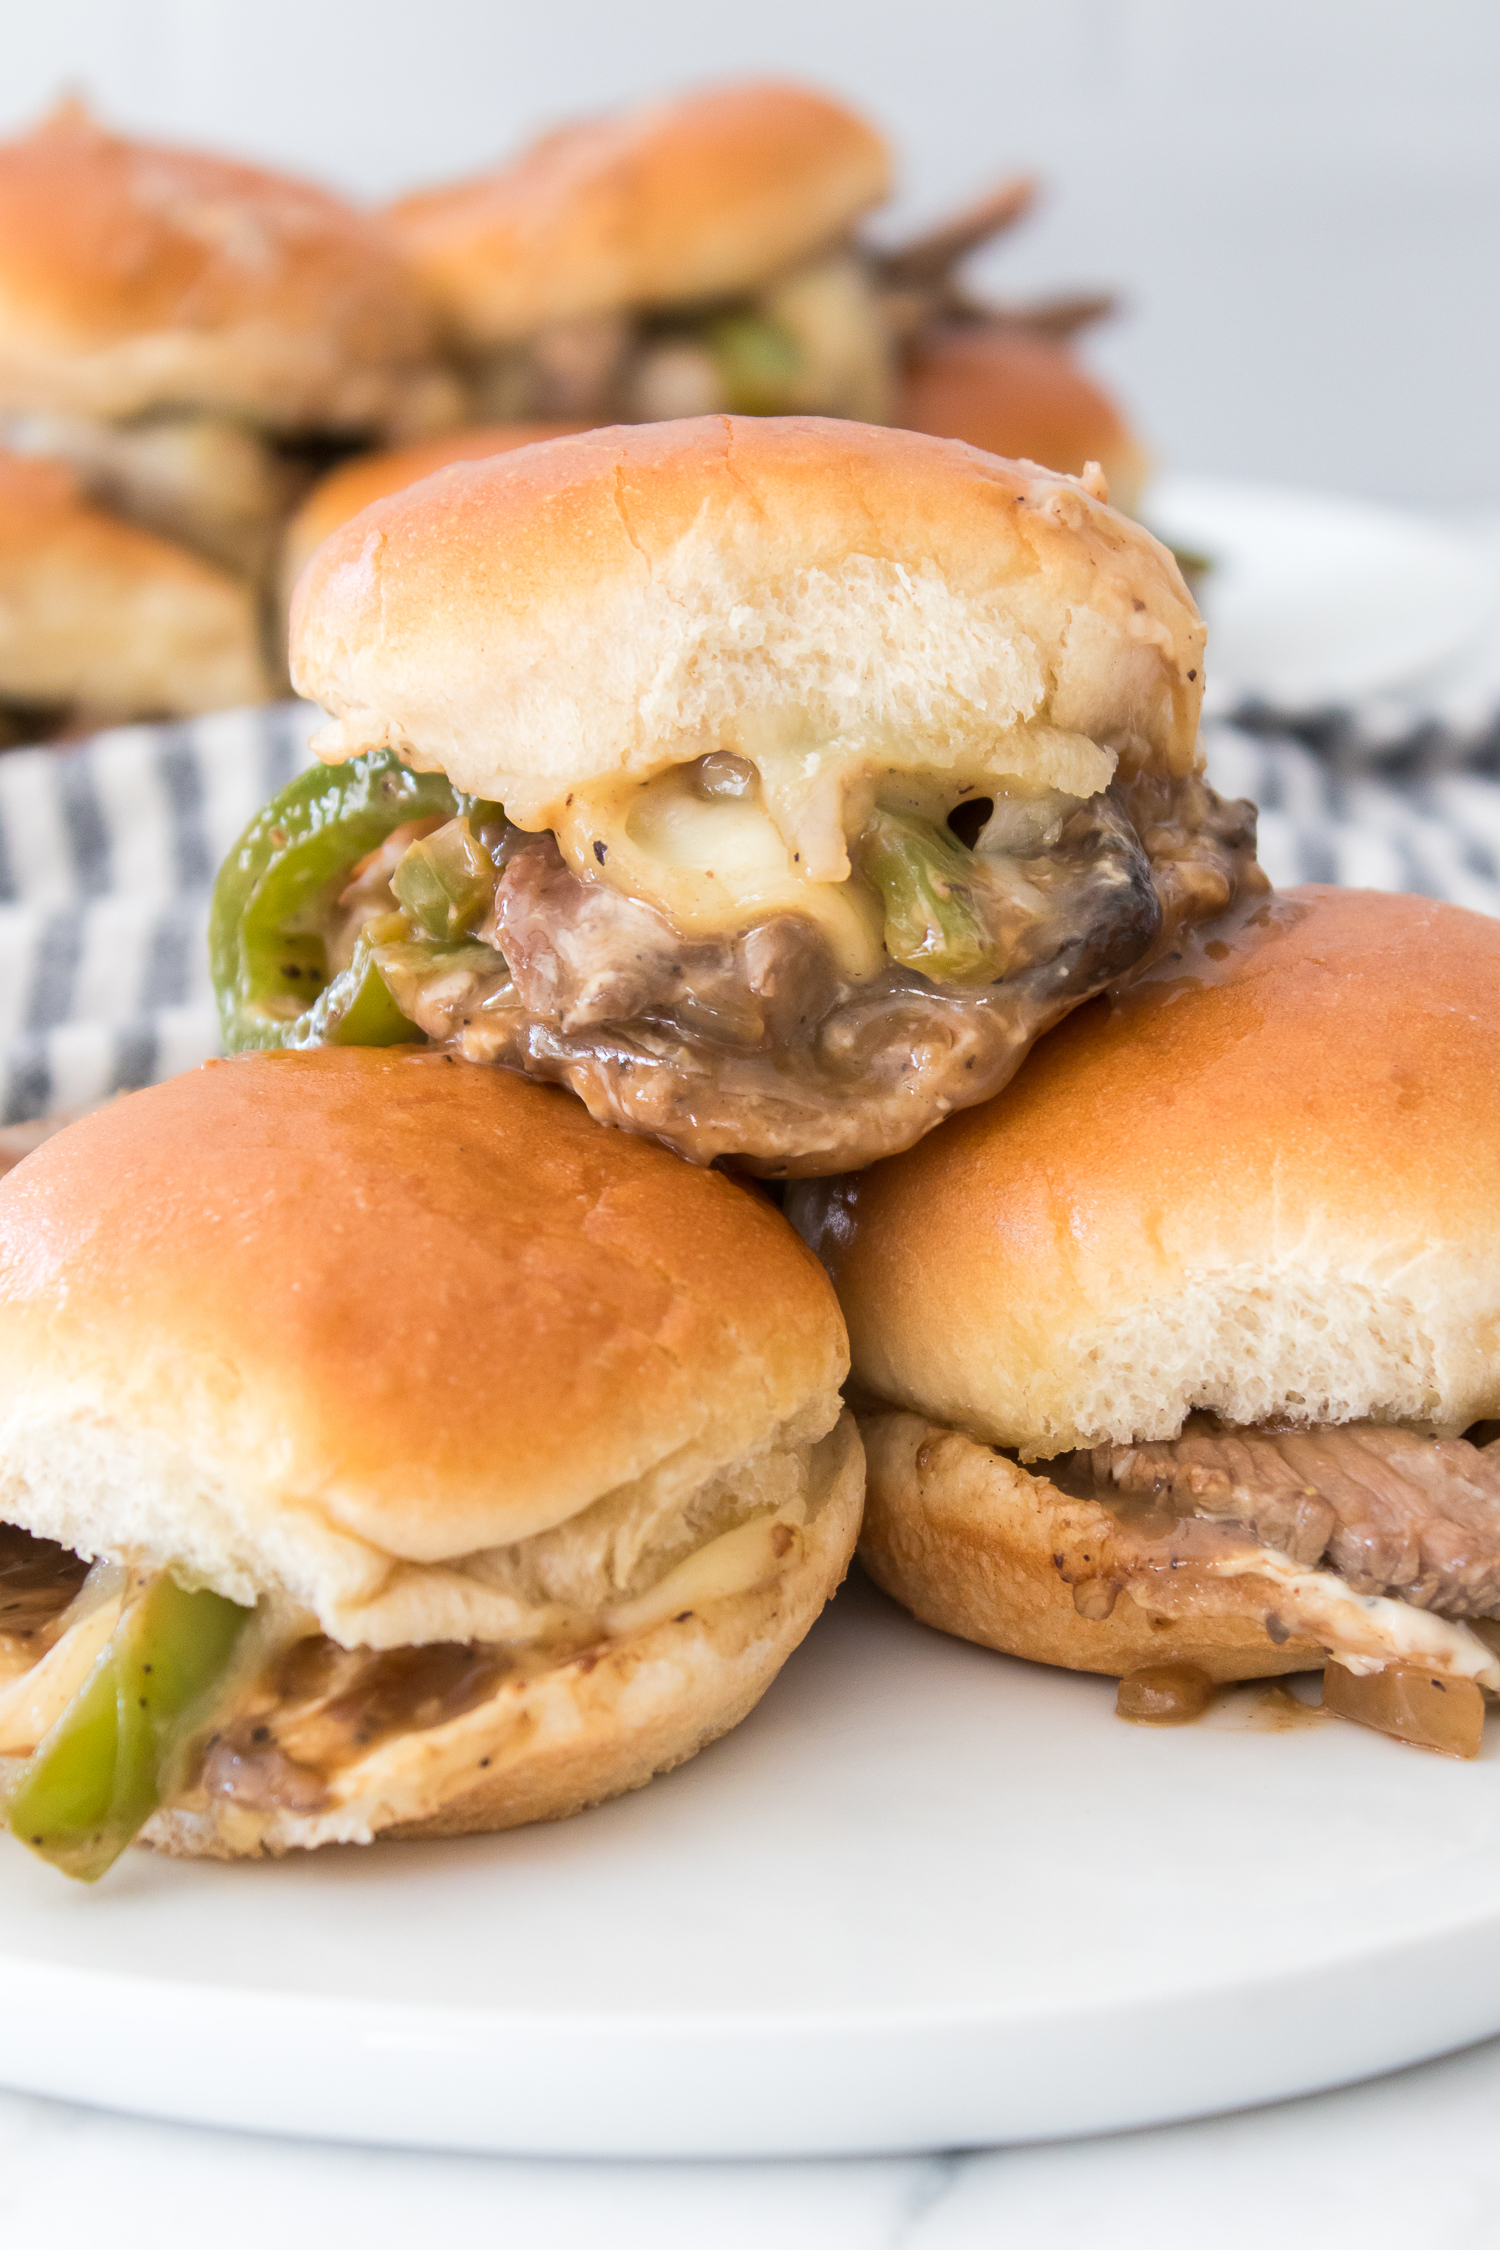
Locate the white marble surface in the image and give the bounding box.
[6,2031,1500,2249]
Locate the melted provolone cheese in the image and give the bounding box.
[1209,1548,1500,1690]
[541,720,1116,977]
[555,769,885,977]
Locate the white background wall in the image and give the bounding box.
[3,0,1498,509]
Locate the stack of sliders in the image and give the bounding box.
[0,101,457,735]
[221,415,1261,1179]
[0,414,1261,1884]
[791,886,1500,1759]
[0,1048,861,1875]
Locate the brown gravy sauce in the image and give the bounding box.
[201,1636,518,1814]
[1115,1663,1216,1725]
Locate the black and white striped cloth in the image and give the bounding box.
[1,699,1499,1126]
[0,703,319,1124]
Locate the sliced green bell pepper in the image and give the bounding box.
[857,807,1004,985]
[209,751,503,1054]
[6,1575,251,1882]
[391,818,495,940]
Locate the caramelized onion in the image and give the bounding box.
[1115,1662,1216,1725]
[1322,1662,1485,1758]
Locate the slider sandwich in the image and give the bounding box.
[386,80,896,426]
[791,887,1500,1758]
[0,1047,860,1876]
[0,101,456,721]
[388,79,1146,504]
[218,416,1261,1176]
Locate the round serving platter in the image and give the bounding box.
[3,479,1500,2155]
[4,1569,1500,2157]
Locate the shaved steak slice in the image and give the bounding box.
[1053,1421,1500,1617]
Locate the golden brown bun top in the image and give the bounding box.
[291,414,1205,831]
[897,325,1150,520]
[387,80,892,347]
[0,102,440,427]
[283,422,586,586]
[0,1048,847,1560]
[794,889,1500,1454]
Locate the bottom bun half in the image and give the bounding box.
[859,1410,1324,1682]
[145,1413,863,1860]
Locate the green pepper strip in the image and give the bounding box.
[210,750,501,1054]
[857,807,1004,985]
[6,1576,251,1882]
[391,817,495,940]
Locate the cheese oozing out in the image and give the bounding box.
[541,716,1118,979]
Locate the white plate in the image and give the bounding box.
[4,1569,1500,2158]
[1148,475,1500,713]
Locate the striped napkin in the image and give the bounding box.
[0,699,1496,1128]
[0,703,318,1126]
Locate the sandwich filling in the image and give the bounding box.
[0,409,312,582]
[213,748,1259,1173]
[1042,1416,1500,1752]
[0,1420,846,1877]
[468,248,895,427]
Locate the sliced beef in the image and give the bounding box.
[415,770,1259,1174]
[1056,1420,1500,1617]
[491,833,847,1046]
[201,1637,512,1811]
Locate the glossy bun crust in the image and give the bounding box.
[794,888,1500,1456]
[0,103,440,427]
[0,1049,849,1644]
[387,80,891,347]
[291,414,1205,830]
[859,1411,1323,1683]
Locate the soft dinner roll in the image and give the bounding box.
[0,449,269,721]
[388,80,891,349]
[0,1048,860,1866]
[0,101,444,430]
[292,414,1204,827]
[791,889,1500,1739]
